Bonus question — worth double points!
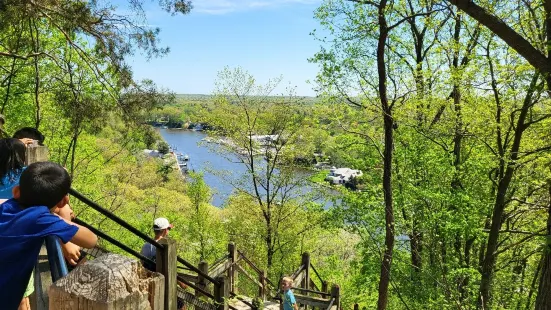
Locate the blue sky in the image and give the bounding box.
[126,0,325,96]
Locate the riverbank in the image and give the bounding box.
[157,128,336,208]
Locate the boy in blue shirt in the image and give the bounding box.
[0,161,98,310]
[281,277,299,310]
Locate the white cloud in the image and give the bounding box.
[193,0,319,14]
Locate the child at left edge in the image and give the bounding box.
[0,161,98,310]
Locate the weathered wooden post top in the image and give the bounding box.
[25,144,49,164]
[49,254,165,310]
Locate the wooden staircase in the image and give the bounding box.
[35,186,340,310]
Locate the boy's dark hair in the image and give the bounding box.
[19,162,71,209]
[13,127,45,145]
[0,138,26,186]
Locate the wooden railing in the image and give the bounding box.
[288,253,340,310]
[203,246,341,310]
[176,243,276,309]
[67,188,231,310]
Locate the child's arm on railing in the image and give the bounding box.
[56,203,98,249]
[61,242,81,265]
[57,204,82,265]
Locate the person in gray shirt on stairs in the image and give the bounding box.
[141,217,186,310]
[140,217,173,271]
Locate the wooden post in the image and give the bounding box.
[354,303,359,310]
[279,277,284,310]
[259,269,267,301]
[322,281,328,293]
[331,285,340,310]
[228,242,237,293]
[197,260,209,296]
[214,276,229,310]
[25,145,49,165]
[157,238,177,310]
[27,145,48,310]
[301,252,310,291]
[301,252,311,310]
[49,253,164,309]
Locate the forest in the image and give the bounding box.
[1,0,551,309]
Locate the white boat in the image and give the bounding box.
[177,153,189,161]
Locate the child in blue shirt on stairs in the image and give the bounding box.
[281,277,299,310]
[0,161,98,310]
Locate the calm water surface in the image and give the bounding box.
[159,129,333,207]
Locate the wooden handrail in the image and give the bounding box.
[310,279,321,292]
[326,297,335,310]
[230,292,255,309]
[210,253,230,270]
[310,263,324,284]
[291,264,305,279]
[235,264,263,288]
[177,257,221,286]
[236,250,276,288]
[70,188,162,249]
[237,250,263,274]
[71,188,221,289]
[177,275,215,299]
[292,287,331,297]
[74,218,156,266]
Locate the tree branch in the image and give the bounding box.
[448,0,551,74]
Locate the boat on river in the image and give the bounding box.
[177,153,189,161]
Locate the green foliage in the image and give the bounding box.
[157,141,170,154]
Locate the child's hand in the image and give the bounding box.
[19,138,35,145]
[61,242,81,266]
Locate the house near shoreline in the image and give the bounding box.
[325,167,363,185]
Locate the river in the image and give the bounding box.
[159,129,334,207]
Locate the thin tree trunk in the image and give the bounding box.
[526,255,544,310]
[478,73,539,309]
[534,180,551,309]
[1,24,23,114]
[376,1,395,309]
[30,18,41,128]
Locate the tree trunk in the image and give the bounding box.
[478,73,539,309]
[449,0,551,74]
[450,12,468,300]
[534,181,551,309]
[266,213,274,270]
[376,1,395,309]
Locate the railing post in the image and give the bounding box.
[25,145,49,165]
[279,277,284,310]
[331,285,340,310]
[301,252,310,291]
[214,275,229,310]
[259,269,267,301]
[228,242,237,293]
[49,254,165,309]
[301,252,311,310]
[157,238,177,310]
[197,260,209,296]
[27,145,49,309]
[45,236,69,281]
[322,280,328,293]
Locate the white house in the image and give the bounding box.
[325,167,363,185]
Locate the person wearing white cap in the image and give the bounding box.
[140,217,173,271]
[140,217,186,310]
